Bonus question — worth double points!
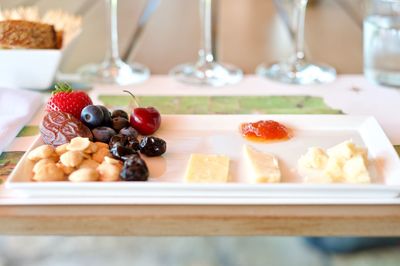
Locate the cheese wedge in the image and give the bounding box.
[184,154,230,183]
[243,144,281,183]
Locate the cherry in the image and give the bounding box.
[124,91,161,135]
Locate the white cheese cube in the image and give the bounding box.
[343,155,371,183]
[298,147,328,170]
[300,140,370,184]
[323,156,345,182]
[355,147,369,165]
[327,140,357,161]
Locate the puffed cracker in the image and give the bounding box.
[67,137,91,152]
[28,145,55,161]
[60,151,84,167]
[69,168,99,182]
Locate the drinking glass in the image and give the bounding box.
[364,0,400,87]
[257,0,336,85]
[170,0,243,86]
[79,0,150,85]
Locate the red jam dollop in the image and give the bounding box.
[240,120,291,142]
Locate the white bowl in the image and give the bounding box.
[0,49,62,90]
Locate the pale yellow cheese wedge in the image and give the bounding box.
[184,154,230,183]
[243,145,281,183]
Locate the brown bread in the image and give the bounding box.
[0,20,58,49]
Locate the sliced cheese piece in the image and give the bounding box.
[243,144,281,183]
[184,154,230,183]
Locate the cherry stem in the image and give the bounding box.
[123,90,141,108]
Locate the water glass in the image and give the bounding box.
[170,0,243,87]
[257,0,336,85]
[364,0,400,87]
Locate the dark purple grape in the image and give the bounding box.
[112,117,130,132]
[97,105,112,126]
[126,136,140,151]
[109,134,126,148]
[124,154,145,165]
[120,157,149,181]
[139,136,166,157]
[92,127,117,143]
[119,126,139,138]
[121,153,141,161]
[110,144,137,160]
[111,109,128,120]
[81,105,104,128]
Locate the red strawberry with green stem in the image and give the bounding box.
[46,83,93,119]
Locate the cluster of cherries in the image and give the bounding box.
[79,96,166,181]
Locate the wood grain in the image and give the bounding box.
[0,205,399,236]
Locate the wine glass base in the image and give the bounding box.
[257,61,336,85]
[78,60,150,85]
[170,62,243,87]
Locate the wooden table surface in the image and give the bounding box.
[2,0,399,237]
[0,204,399,236]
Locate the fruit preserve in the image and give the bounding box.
[240,120,291,142]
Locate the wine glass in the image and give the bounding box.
[170,0,243,87]
[256,0,336,85]
[79,0,150,85]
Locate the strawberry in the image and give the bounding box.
[46,83,93,119]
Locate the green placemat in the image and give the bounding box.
[0,151,25,183]
[98,95,343,115]
[395,145,400,157]
[17,125,40,137]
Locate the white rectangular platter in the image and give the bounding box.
[4,115,400,204]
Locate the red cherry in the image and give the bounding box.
[130,107,161,135]
[124,91,161,135]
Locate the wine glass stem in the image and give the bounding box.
[105,0,120,63]
[293,0,308,61]
[199,0,215,63]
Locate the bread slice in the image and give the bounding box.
[0,20,58,49]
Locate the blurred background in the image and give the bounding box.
[2,0,364,75]
[1,0,399,265]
